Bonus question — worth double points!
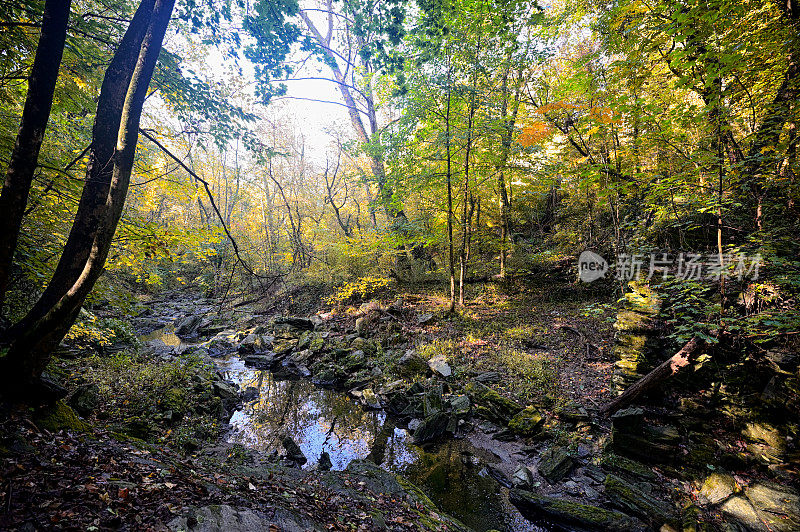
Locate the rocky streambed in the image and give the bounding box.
[134,293,800,532]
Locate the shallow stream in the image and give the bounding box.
[144,326,543,531]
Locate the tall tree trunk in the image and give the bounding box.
[445,58,456,313]
[0,0,72,314]
[496,55,522,277]
[3,0,157,339]
[0,0,175,394]
[459,91,477,306]
[299,10,414,276]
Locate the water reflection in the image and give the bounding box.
[140,325,182,346]
[218,356,542,532]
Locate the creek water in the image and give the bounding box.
[143,326,543,531]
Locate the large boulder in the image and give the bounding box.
[169,505,322,532]
[243,354,276,370]
[745,482,800,531]
[603,474,678,528]
[509,490,644,531]
[413,412,450,445]
[237,333,272,355]
[175,315,203,337]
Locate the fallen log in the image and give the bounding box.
[600,336,706,416]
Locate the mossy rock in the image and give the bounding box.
[698,472,737,505]
[509,407,545,436]
[623,281,661,316]
[464,381,523,424]
[509,489,643,531]
[350,337,376,354]
[121,417,153,440]
[308,334,325,352]
[272,338,298,356]
[34,400,90,433]
[538,446,574,483]
[604,474,679,528]
[613,310,652,334]
[599,453,656,481]
[161,387,187,415]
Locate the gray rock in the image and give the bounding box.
[427,354,452,378]
[169,505,322,532]
[538,447,574,483]
[512,465,535,490]
[745,482,800,531]
[610,407,644,428]
[175,315,203,337]
[486,464,513,488]
[413,412,450,444]
[212,380,239,402]
[416,312,434,324]
[449,394,471,416]
[473,371,501,383]
[243,354,275,370]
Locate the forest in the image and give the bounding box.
[0,0,798,530]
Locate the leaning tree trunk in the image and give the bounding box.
[599,337,705,416]
[0,0,72,314]
[0,0,175,395]
[3,0,157,337]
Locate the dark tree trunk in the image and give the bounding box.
[0,0,175,396]
[5,0,157,338]
[0,0,72,314]
[600,337,705,416]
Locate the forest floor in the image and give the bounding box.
[1,266,798,531]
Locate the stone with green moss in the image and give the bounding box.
[623,281,661,316]
[464,381,523,424]
[34,400,90,433]
[698,472,736,505]
[509,489,643,531]
[599,453,656,480]
[508,407,545,436]
[161,387,187,416]
[309,334,325,352]
[604,474,678,528]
